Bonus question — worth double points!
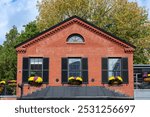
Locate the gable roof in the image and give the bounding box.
[18,86,133,100]
[15,16,136,49]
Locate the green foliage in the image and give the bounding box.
[37,0,150,63]
[0,21,39,81]
[16,21,39,45]
[0,26,19,80]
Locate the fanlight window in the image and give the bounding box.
[67,34,84,43]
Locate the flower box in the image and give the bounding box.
[68,77,83,85]
[28,76,43,87]
[108,76,123,86]
[0,86,4,94]
[7,80,17,86]
[0,81,6,86]
[0,81,6,94]
[143,72,150,82]
[144,78,150,82]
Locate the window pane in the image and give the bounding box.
[29,58,43,77]
[108,58,121,77]
[30,71,42,77]
[108,72,121,77]
[69,72,81,77]
[30,58,35,64]
[75,36,83,42]
[68,35,84,43]
[68,58,81,77]
[31,64,42,70]
[38,59,43,64]
[108,59,121,71]
[69,59,81,69]
[31,64,35,70]
[34,58,39,64]
[30,58,42,64]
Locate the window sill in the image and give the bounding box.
[102,83,128,86]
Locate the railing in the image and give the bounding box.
[134,73,150,89]
[0,85,16,96]
[134,73,142,89]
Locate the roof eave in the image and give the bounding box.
[15,16,78,48]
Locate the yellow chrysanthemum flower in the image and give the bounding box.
[9,80,16,83]
[76,77,83,82]
[35,77,43,83]
[117,76,123,82]
[108,76,115,81]
[68,77,75,81]
[28,77,34,82]
[0,81,6,85]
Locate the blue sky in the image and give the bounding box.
[0,0,38,45]
[0,0,150,45]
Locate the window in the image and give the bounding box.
[68,58,81,77]
[61,58,88,83]
[108,58,121,77]
[102,57,128,84]
[67,34,84,43]
[30,58,43,77]
[22,57,49,83]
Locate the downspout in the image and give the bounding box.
[18,84,24,99]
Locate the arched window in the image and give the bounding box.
[67,34,84,43]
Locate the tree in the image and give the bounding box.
[0,26,19,80]
[37,0,150,63]
[0,21,39,80]
[0,45,2,50]
[16,21,39,45]
[0,45,4,80]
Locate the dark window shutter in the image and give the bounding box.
[82,58,88,83]
[43,58,49,83]
[102,58,108,83]
[22,58,29,83]
[121,58,128,84]
[102,58,108,69]
[82,58,88,69]
[122,58,128,70]
[62,58,68,83]
[62,58,68,70]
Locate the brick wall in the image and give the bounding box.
[16,21,134,97]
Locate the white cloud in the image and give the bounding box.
[0,0,38,45]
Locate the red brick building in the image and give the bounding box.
[15,16,135,99]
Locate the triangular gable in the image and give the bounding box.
[15,16,135,53]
